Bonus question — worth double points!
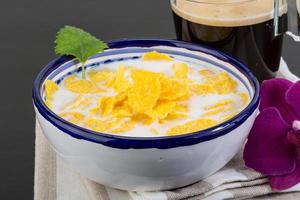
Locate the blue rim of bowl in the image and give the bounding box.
[32,39,260,149]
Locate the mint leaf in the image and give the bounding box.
[55,25,108,79]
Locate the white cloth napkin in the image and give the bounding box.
[34,58,300,200]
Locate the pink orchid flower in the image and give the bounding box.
[244,78,300,190]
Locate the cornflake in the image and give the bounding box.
[44,80,59,108]
[199,69,215,77]
[66,79,104,94]
[190,84,215,95]
[147,100,176,120]
[84,118,110,132]
[172,63,189,79]
[59,112,84,124]
[69,96,93,110]
[63,75,77,87]
[88,70,115,85]
[111,120,136,133]
[143,51,172,61]
[109,65,131,93]
[132,114,154,125]
[207,72,237,94]
[160,76,190,100]
[166,118,217,136]
[239,92,250,106]
[128,69,162,113]
[44,80,58,100]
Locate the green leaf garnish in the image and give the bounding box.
[55,25,108,79]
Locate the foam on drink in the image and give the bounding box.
[171,0,287,27]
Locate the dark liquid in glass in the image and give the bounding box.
[172,11,288,82]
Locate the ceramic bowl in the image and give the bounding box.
[33,39,260,191]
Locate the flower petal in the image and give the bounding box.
[244,107,295,176]
[270,131,300,190]
[260,78,297,124]
[286,80,300,119]
[269,159,300,191]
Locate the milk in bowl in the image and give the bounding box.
[43,51,250,137]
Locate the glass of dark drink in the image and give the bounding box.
[171,0,300,81]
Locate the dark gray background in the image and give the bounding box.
[0,0,299,199]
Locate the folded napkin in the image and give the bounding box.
[34,59,300,200]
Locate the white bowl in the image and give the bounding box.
[33,39,260,191]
